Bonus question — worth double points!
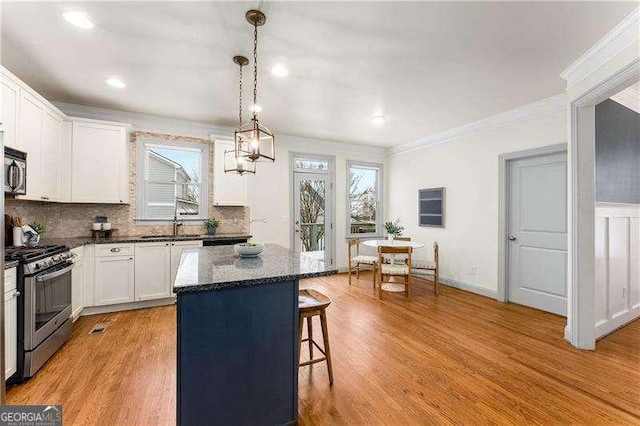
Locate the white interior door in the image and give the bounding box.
[293,172,333,265]
[507,151,568,316]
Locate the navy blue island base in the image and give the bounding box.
[173,244,337,426]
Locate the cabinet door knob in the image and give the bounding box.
[13,291,20,298]
[110,248,121,253]
[129,257,133,260]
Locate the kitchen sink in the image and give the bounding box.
[139,235,207,240]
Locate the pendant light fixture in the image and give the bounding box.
[234,9,275,163]
[225,55,256,175]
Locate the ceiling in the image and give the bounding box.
[1,1,636,147]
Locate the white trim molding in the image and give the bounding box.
[389,94,566,156]
[610,82,640,113]
[560,7,640,89]
[439,276,498,300]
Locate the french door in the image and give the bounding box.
[292,172,333,266]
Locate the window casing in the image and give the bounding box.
[347,161,383,237]
[136,138,209,222]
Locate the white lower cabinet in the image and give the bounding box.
[82,240,203,312]
[71,247,85,320]
[95,255,135,306]
[4,267,18,379]
[170,241,203,286]
[135,242,172,301]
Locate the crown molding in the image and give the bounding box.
[610,83,640,114]
[54,101,233,139]
[560,7,640,88]
[54,101,386,157]
[388,93,567,156]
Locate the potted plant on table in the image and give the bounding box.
[204,218,220,236]
[384,218,404,242]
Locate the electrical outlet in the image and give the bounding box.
[469,265,477,275]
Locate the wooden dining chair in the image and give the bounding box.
[347,238,378,287]
[377,245,413,300]
[412,242,440,295]
[383,236,411,264]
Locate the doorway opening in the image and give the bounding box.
[290,154,335,266]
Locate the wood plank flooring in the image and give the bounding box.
[7,273,640,425]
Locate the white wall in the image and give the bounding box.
[246,134,386,270]
[387,107,567,295]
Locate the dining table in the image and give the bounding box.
[363,239,425,292]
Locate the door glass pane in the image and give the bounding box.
[298,179,326,260]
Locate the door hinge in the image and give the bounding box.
[330,258,333,265]
[330,223,333,230]
[330,182,333,190]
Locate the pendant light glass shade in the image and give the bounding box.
[224,149,256,175]
[234,119,275,162]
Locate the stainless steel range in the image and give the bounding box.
[5,245,74,381]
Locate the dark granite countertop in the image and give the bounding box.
[38,234,252,249]
[4,260,19,270]
[173,243,338,293]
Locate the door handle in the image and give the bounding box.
[508,235,517,241]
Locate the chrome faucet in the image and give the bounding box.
[173,201,184,237]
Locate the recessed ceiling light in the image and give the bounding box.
[250,104,262,113]
[271,64,288,78]
[106,78,126,89]
[371,115,386,125]
[62,11,95,29]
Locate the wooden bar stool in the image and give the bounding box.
[298,289,334,385]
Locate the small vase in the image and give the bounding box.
[207,226,217,236]
[388,234,395,243]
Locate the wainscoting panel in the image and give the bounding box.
[595,203,640,339]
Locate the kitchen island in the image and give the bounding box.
[173,244,338,426]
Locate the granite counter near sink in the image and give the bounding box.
[38,233,253,249]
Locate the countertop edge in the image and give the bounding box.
[4,260,19,270]
[38,234,253,249]
[174,268,339,294]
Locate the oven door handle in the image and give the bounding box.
[35,263,74,282]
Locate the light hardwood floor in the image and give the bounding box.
[7,273,640,425]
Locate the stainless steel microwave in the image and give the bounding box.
[4,146,27,195]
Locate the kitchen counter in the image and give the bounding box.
[4,260,19,270]
[38,233,253,249]
[175,244,337,425]
[173,243,337,293]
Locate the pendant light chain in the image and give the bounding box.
[238,62,244,127]
[252,21,258,121]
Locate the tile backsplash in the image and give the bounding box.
[4,130,250,239]
[4,198,248,238]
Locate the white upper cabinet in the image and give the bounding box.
[1,73,21,149]
[213,140,248,206]
[19,90,44,200]
[67,118,130,204]
[2,67,64,201]
[41,109,63,201]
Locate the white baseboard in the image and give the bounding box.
[439,276,498,299]
[564,325,572,342]
[595,305,640,339]
[80,298,176,317]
